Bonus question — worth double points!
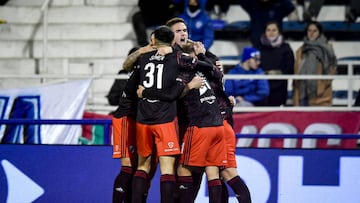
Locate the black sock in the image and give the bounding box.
[221,179,229,203]
[132,170,148,203]
[208,179,222,203]
[113,166,133,203]
[227,176,252,203]
[192,171,204,201]
[177,176,194,203]
[160,174,176,203]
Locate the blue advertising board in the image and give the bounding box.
[1,145,360,203]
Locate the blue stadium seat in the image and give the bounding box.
[283,21,306,32]
[223,21,250,30]
[212,19,227,30]
[321,21,349,31]
[333,90,358,99]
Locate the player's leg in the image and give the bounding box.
[177,164,195,203]
[112,116,137,203]
[191,169,204,201]
[221,168,251,203]
[205,166,222,203]
[132,122,154,203]
[220,121,251,203]
[154,121,181,203]
[205,126,228,203]
[132,155,152,203]
[158,155,177,203]
[113,158,134,203]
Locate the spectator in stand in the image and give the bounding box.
[346,0,360,23]
[225,47,270,107]
[293,21,337,106]
[179,0,215,50]
[0,0,9,24]
[258,21,295,106]
[0,0,8,6]
[354,89,360,106]
[132,0,183,46]
[301,0,325,22]
[237,0,295,48]
[205,0,231,20]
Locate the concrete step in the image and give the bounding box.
[0,39,135,58]
[6,0,85,7]
[0,58,36,74]
[0,54,129,95]
[0,23,134,40]
[0,5,136,24]
[0,57,128,82]
[1,39,359,62]
[6,0,136,7]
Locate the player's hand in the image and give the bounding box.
[228,95,236,106]
[193,41,206,55]
[139,44,156,54]
[215,60,224,73]
[137,85,145,98]
[187,76,204,90]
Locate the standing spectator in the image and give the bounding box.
[258,21,295,106]
[225,47,270,106]
[346,0,360,23]
[132,0,183,46]
[179,0,215,50]
[354,89,360,106]
[0,0,9,24]
[237,0,295,48]
[205,0,231,20]
[302,0,325,22]
[0,0,8,5]
[293,21,337,106]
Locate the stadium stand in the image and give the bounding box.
[0,0,359,113]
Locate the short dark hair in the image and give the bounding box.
[165,17,186,28]
[265,20,282,34]
[305,21,323,35]
[154,25,174,45]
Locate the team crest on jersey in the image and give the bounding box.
[168,142,174,148]
[195,21,203,29]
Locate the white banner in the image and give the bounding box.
[0,79,92,144]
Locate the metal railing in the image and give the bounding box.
[0,60,359,113]
[40,0,51,79]
[0,118,113,144]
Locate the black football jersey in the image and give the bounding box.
[112,67,140,119]
[178,70,223,128]
[136,50,185,124]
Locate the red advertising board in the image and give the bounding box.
[233,112,360,149]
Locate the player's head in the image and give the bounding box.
[182,42,196,58]
[166,17,189,48]
[153,25,174,46]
